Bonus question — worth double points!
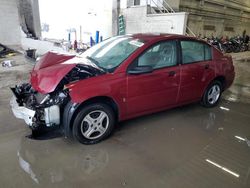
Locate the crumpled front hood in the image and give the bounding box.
[31,51,84,94]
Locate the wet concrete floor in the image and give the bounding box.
[0,53,250,188]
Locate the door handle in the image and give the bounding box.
[168,71,176,76]
[205,64,209,69]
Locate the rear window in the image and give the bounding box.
[181,41,212,64]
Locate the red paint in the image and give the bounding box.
[31,52,75,93]
[126,66,180,116]
[30,34,235,121]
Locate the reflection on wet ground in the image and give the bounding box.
[0,54,250,188]
[1,101,249,187]
[224,56,250,104]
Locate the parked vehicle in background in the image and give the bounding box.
[206,35,249,53]
[10,34,235,144]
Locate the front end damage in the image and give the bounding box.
[10,83,68,130]
[10,52,105,132]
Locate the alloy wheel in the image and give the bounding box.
[80,110,109,140]
[207,85,221,104]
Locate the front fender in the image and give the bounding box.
[66,74,127,120]
[69,84,113,104]
[62,101,81,138]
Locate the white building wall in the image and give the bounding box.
[123,6,188,35]
[0,0,21,46]
[39,0,113,42]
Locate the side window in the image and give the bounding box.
[204,44,212,60]
[137,41,177,69]
[181,41,212,64]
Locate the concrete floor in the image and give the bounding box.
[0,52,250,188]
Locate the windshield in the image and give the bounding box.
[81,36,144,72]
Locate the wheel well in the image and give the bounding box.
[69,96,119,132]
[214,76,226,90]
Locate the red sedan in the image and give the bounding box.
[10,34,235,144]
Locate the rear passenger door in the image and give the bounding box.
[178,40,215,103]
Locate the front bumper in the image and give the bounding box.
[10,96,60,127]
[10,96,36,126]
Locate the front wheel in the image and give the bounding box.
[201,81,222,108]
[72,103,115,144]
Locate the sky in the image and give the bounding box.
[39,0,113,42]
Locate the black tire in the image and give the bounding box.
[72,103,115,144]
[201,80,222,108]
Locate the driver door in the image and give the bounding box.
[126,40,180,116]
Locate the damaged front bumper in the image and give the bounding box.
[10,96,36,126]
[10,83,67,129]
[10,96,60,128]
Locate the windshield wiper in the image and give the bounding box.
[86,56,106,73]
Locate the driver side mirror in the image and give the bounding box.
[128,66,153,75]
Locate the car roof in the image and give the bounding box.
[126,33,197,42]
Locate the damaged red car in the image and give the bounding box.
[10,34,235,144]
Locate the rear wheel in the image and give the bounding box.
[72,103,115,144]
[201,81,222,108]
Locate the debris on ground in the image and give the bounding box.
[1,60,15,68]
[25,48,37,60]
[0,54,33,89]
